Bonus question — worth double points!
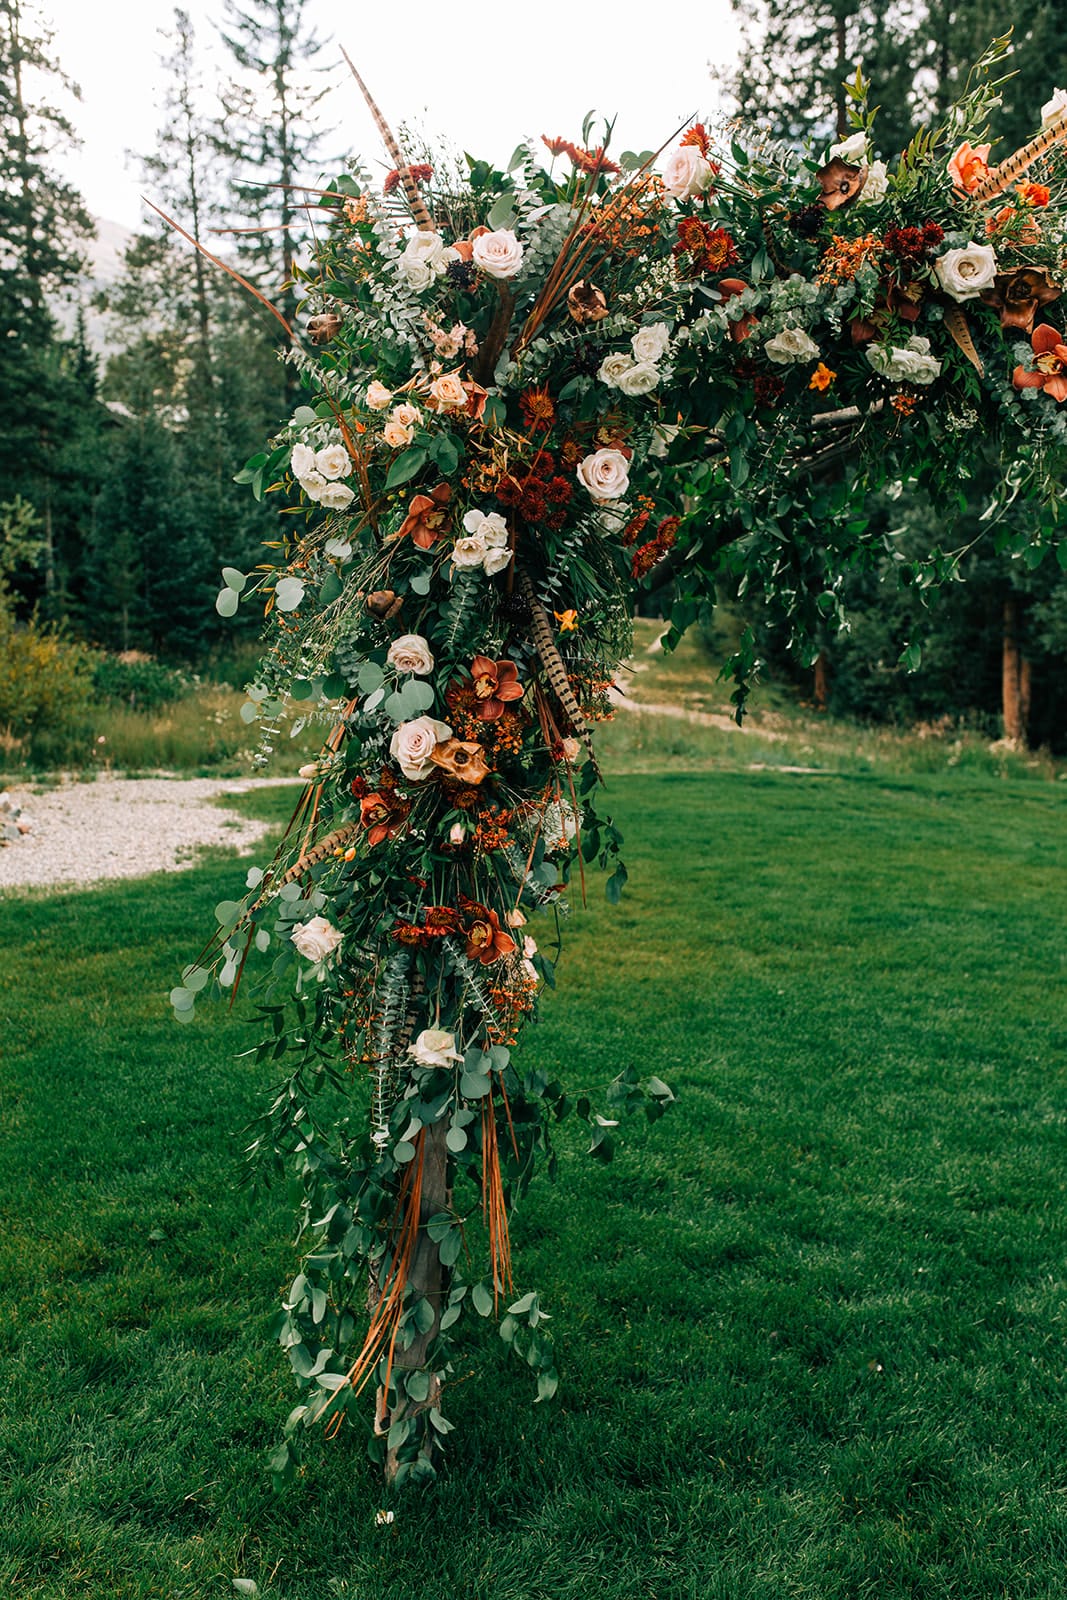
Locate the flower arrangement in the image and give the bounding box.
[176,39,1067,1485]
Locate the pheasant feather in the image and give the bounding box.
[339,47,435,232]
[519,571,602,779]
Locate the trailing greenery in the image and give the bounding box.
[2,771,1066,1595]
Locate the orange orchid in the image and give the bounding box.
[460,899,517,965]
[981,265,1061,332]
[554,609,579,633]
[396,483,451,549]
[947,141,991,193]
[809,363,836,392]
[816,158,866,211]
[1018,181,1051,207]
[469,656,524,721]
[1013,324,1067,402]
[358,779,410,847]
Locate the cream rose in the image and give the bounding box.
[383,419,414,449]
[451,533,488,570]
[472,228,524,280]
[290,442,317,479]
[391,402,421,429]
[763,326,821,364]
[482,543,513,575]
[390,716,452,780]
[598,352,634,388]
[934,242,998,301]
[399,229,447,291]
[577,447,631,502]
[365,380,393,411]
[662,145,714,201]
[1042,88,1067,128]
[300,470,327,501]
[317,481,356,511]
[615,361,661,397]
[408,1028,463,1067]
[291,915,343,963]
[828,131,868,163]
[428,372,468,410]
[448,821,467,845]
[387,633,435,675]
[631,322,671,364]
[858,159,889,205]
[865,335,942,386]
[315,443,351,481]
[463,509,508,545]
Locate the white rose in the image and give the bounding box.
[317,481,355,510]
[387,634,435,675]
[1042,88,1067,128]
[858,159,889,205]
[366,380,393,411]
[428,372,468,410]
[291,915,343,964]
[631,322,671,363]
[448,822,467,845]
[462,509,509,545]
[933,242,998,301]
[662,145,714,201]
[577,447,631,502]
[451,533,488,569]
[828,131,868,163]
[389,716,452,780]
[482,543,513,575]
[290,442,317,479]
[865,336,942,386]
[763,326,821,364]
[300,469,327,501]
[472,228,524,280]
[408,1028,463,1067]
[598,352,634,388]
[315,444,352,481]
[400,230,447,290]
[383,420,414,449]
[615,361,661,396]
[648,422,680,459]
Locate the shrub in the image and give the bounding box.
[0,609,96,759]
[90,652,191,711]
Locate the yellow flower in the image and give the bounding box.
[554,609,579,633]
[809,363,836,393]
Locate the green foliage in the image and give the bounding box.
[89,654,191,711]
[0,607,95,750]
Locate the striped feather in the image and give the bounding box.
[942,305,984,376]
[276,822,361,889]
[339,48,435,231]
[971,109,1067,203]
[519,572,602,779]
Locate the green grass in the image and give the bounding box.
[2,772,1067,1598]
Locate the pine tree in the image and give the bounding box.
[0,0,96,614]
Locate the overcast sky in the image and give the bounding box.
[36,0,741,231]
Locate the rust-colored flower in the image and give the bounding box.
[1018,181,1051,208]
[468,655,524,720]
[680,122,711,158]
[396,483,451,549]
[981,265,1062,332]
[947,141,990,194]
[809,363,836,392]
[463,381,488,421]
[429,739,492,784]
[1013,323,1067,402]
[460,898,517,965]
[366,589,402,620]
[520,385,556,431]
[358,781,410,847]
[816,158,867,211]
[568,278,609,324]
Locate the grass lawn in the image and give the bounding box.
[2,769,1066,1599]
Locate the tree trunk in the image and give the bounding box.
[813,648,830,711]
[379,1118,450,1482]
[1002,595,1029,746]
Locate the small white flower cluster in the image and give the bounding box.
[290,441,355,510]
[598,322,672,397]
[866,335,942,385]
[451,509,512,575]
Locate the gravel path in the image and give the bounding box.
[0,776,299,893]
